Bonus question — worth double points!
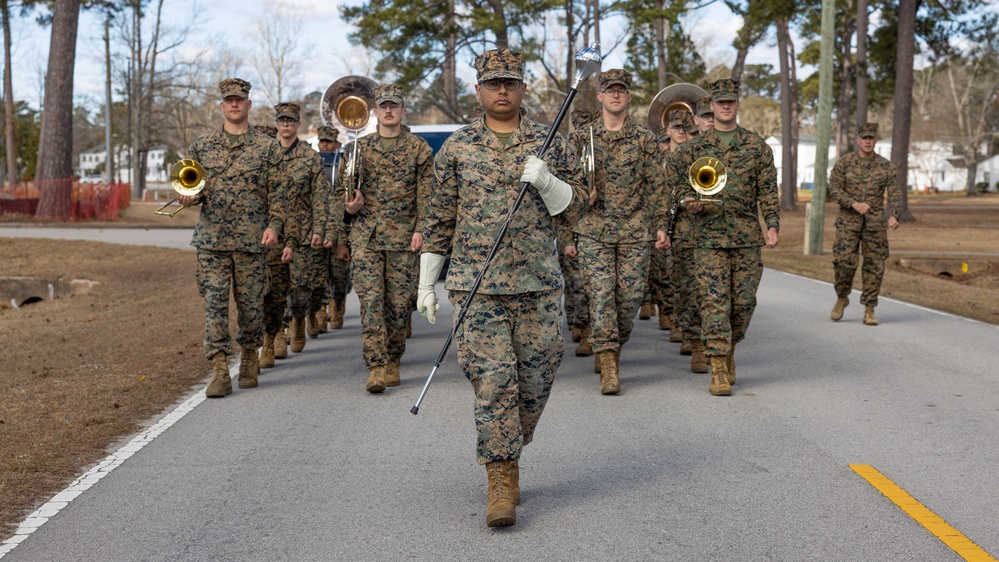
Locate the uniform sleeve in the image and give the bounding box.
[423,140,458,255]
[310,155,329,239]
[266,147,286,241]
[415,141,434,235]
[828,158,850,210]
[643,136,671,233]
[756,141,780,231]
[885,162,901,219]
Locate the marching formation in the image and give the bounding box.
[174,45,899,528]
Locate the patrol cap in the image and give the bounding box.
[668,109,691,128]
[709,78,740,102]
[374,84,405,106]
[475,49,525,82]
[219,78,251,99]
[858,122,879,138]
[599,69,632,90]
[317,126,340,142]
[275,102,301,121]
[695,96,713,117]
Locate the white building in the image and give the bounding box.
[974,153,999,192]
[76,146,169,184]
[767,136,975,193]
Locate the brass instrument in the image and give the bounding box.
[154,159,206,216]
[321,75,377,202]
[647,83,708,135]
[687,156,726,205]
[579,126,595,192]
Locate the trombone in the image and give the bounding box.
[686,156,726,207]
[579,126,595,193]
[342,137,362,203]
[154,159,206,216]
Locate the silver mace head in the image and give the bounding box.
[571,42,602,90]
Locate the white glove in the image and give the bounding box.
[418,252,447,324]
[520,156,573,216]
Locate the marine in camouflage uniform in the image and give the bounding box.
[567,68,670,395]
[316,126,352,330]
[331,84,433,393]
[670,78,779,396]
[561,109,598,356]
[262,103,329,360]
[185,78,286,397]
[642,120,684,333]
[829,122,901,326]
[417,49,589,528]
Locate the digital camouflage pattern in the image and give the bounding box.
[374,83,404,106]
[425,114,588,464]
[197,250,269,359]
[332,127,433,368]
[219,78,250,99]
[263,251,290,335]
[557,224,589,333]
[567,116,668,353]
[318,150,351,303]
[474,48,524,82]
[188,126,286,359]
[253,124,277,138]
[695,96,712,117]
[598,68,631,90]
[317,126,340,142]
[450,289,563,464]
[274,102,300,121]
[669,126,779,357]
[829,150,900,307]
[424,117,588,292]
[668,109,689,128]
[662,147,698,339]
[709,78,739,102]
[857,122,879,138]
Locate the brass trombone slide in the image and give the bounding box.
[155,159,207,216]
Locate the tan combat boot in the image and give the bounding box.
[274,328,288,359]
[384,359,401,387]
[316,306,328,334]
[690,340,709,373]
[485,460,518,527]
[290,316,306,352]
[570,326,581,343]
[511,460,520,505]
[864,306,878,326]
[365,365,386,393]
[575,328,593,357]
[669,327,683,343]
[307,311,320,339]
[238,347,259,389]
[330,299,345,329]
[679,338,693,355]
[658,313,672,331]
[831,296,849,321]
[594,354,601,374]
[598,350,620,395]
[259,333,276,369]
[206,352,232,398]
[709,356,732,396]
[639,301,653,320]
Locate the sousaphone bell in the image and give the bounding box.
[647,83,708,134]
[321,75,377,200]
[154,159,206,216]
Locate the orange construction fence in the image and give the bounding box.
[0,179,131,221]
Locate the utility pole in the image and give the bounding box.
[104,14,113,184]
[806,0,835,255]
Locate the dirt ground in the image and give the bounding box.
[2,194,999,540]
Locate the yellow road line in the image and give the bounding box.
[850,464,997,561]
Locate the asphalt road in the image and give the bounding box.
[2,230,997,561]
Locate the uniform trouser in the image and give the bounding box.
[263,251,290,336]
[578,237,650,354]
[673,245,702,342]
[196,249,268,359]
[833,226,888,307]
[351,246,417,368]
[264,246,315,334]
[695,246,763,358]
[328,252,353,301]
[644,242,673,315]
[558,250,590,331]
[450,288,564,465]
[307,247,327,314]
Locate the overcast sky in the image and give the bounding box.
[8,0,789,111]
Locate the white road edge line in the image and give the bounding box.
[0,368,223,559]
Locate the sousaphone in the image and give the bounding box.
[647,83,708,134]
[321,75,377,199]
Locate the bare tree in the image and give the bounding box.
[891,0,916,222]
[251,2,307,106]
[34,0,81,219]
[2,0,18,185]
[943,52,999,195]
[855,0,869,123]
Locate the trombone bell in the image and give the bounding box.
[155,159,206,216]
[688,156,726,202]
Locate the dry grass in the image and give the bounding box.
[1,195,998,541]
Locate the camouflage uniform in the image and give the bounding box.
[332,88,433,370]
[263,103,330,339]
[557,223,589,336]
[317,126,353,311]
[664,147,701,345]
[567,69,669,356]
[829,123,900,308]
[423,50,589,464]
[671,79,779,359]
[189,79,286,360]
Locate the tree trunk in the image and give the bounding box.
[855,0,869,123]
[891,0,916,222]
[835,0,855,157]
[654,0,667,90]
[35,0,81,220]
[487,0,508,50]
[130,2,143,200]
[2,0,19,185]
[777,18,797,211]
